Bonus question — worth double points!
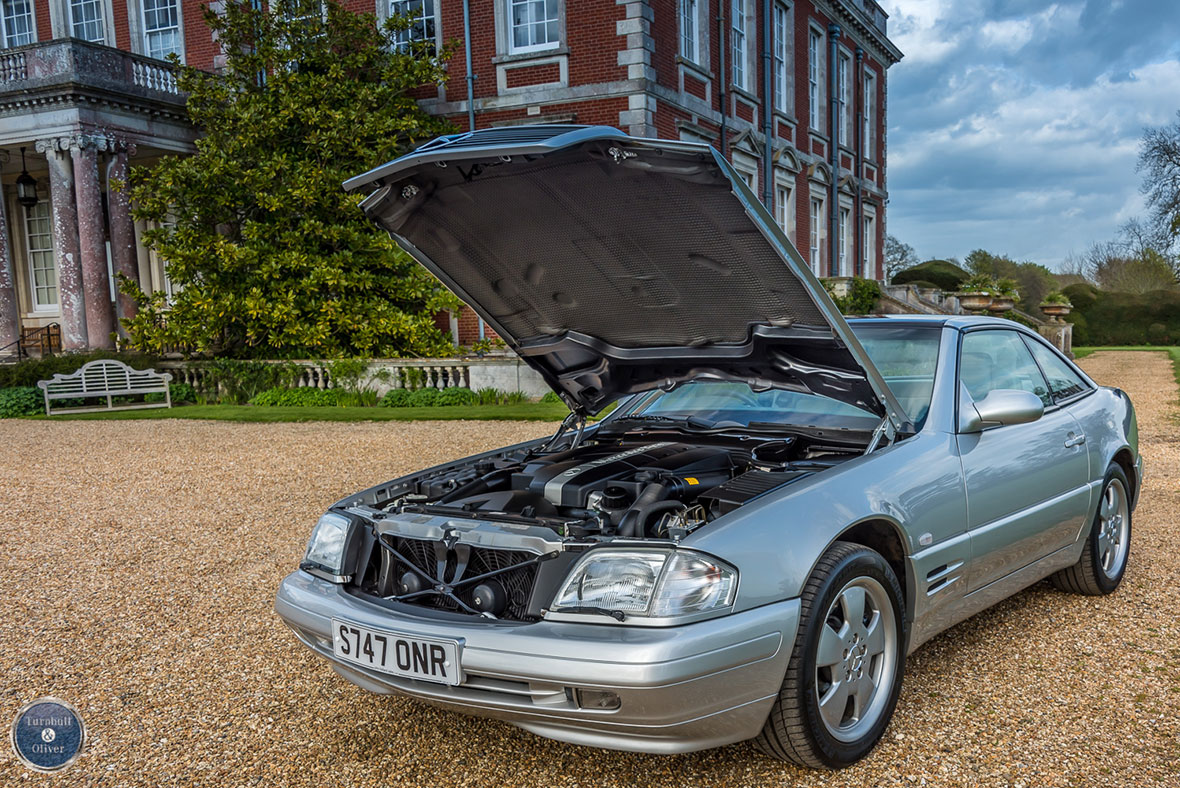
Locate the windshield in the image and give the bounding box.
[616,324,942,432]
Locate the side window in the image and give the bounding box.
[1024,337,1089,402]
[960,330,1051,407]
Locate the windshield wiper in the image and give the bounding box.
[599,414,714,433]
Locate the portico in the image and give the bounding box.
[0,38,194,355]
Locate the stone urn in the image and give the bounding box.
[955,292,993,313]
[1040,302,1072,323]
[988,297,1016,313]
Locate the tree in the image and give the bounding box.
[963,249,1057,311]
[124,0,458,358]
[883,234,919,281]
[1140,112,1180,242]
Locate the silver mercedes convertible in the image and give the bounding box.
[275,126,1142,769]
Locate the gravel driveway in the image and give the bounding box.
[1,351,1177,787]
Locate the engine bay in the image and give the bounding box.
[379,430,858,541]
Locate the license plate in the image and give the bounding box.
[331,620,462,685]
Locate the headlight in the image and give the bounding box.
[552,549,737,621]
[301,512,357,582]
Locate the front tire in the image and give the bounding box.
[1051,463,1131,596]
[754,541,907,769]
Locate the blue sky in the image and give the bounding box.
[879,0,1180,269]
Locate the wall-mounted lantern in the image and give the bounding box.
[16,147,39,209]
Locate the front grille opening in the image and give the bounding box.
[356,536,541,622]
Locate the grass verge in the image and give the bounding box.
[36,403,572,423]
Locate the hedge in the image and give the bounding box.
[1063,283,1180,345]
[0,387,44,417]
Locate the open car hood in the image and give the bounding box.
[346,125,910,431]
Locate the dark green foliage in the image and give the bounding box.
[474,387,505,405]
[539,391,563,404]
[407,388,441,407]
[250,387,340,406]
[1063,283,1099,312]
[123,0,458,358]
[436,387,478,406]
[0,387,44,417]
[379,388,412,407]
[1064,287,1180,345]
[503,391,529,405]
[0,351,160,389]
[197,359,301,404]
[824,277,882,315]
[145,383,199,404]
[899,280,941,290]
[891,260,970,291]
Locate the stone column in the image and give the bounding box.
[0,182,19,352]
[72,138,115,349]
[37,139,87,350]
[106,143,138,329]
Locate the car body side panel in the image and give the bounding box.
[957,405,1091,592]
[1071,386,1140,518]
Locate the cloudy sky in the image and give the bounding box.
[878,0,1180,268]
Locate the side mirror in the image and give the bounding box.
[959,389,1044,433]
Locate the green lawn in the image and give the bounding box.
[39,402,572,423]
[1074,346,1180,388]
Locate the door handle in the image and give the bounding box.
[1064,433,1086,448]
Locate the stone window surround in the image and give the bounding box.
[127,0,186,63]
[836,44,852,149]
[678,0,710,72]
[806,21,824,133]
[862,204,876,275]
[862,66,876,162]
[6,189,60,318]
[1,0,37,48]
[774,172,794,242]
[729,0,755,92]
[808,194,824,275]
[50,0,116,46]
[772,1,793,114]
[499,0,565,56]
[378,0,442,53]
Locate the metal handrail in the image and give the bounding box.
[0,323,61,360]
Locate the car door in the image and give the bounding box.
[956,329,1091,592]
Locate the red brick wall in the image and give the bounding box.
[34,0,51,41]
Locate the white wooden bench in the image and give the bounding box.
[37,359,173,415]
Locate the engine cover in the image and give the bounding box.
[517,441,735,508]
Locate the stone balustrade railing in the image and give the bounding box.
[0,38,185,105]
[157,357,551,398]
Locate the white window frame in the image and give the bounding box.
[140,0,183,62]
[809,196,823,275]
[775,181,794,242]
[731,0,746,90]
[68,0,108,44]
[679,0,697,62]
[863,70,876,160]
[863,211,876,277]
[1,0,35,48]
[389,0,437,50]
[837,52,850,147]
[24,200,58,312]
[773,3,789,112]
[838,206,851,275]
[507,0,561,55]
[807,29,821,130]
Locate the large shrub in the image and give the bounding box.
[407,388,441,407]
[379,389,412,407]
[891,259,970,292]
[0,387,44,417]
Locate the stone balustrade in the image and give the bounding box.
[0,39,185,106]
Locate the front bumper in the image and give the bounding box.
[275,570,799,754]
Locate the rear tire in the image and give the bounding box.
[753,541,907,769]
[1051,463,1131,596]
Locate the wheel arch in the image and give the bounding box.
[1110,447,1137,508]
[831,517,913,624]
